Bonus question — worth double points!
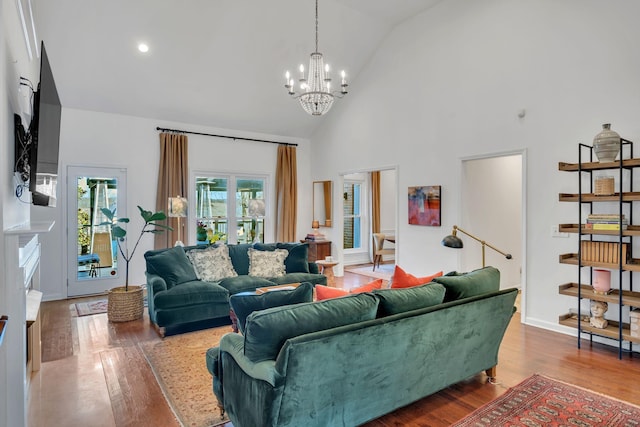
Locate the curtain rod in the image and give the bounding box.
[155,127,298,147]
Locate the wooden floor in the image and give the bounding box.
[28,268,640,427]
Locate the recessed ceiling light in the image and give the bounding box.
[138,43,149,53]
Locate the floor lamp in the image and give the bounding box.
[168,196,187,247]
[441,225,512,267]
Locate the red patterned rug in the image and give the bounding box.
[452,374,640,426]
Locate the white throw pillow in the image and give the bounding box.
[248,247,288,278]
[186,244,238,282]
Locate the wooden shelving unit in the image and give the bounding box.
[558,314,640,344]
[559,158,640,171]
[558,139,638,358]
[559,223,640,237]
[559,254,640,271]
[559,192,640,202]
[558,283,640,308]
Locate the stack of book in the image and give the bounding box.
[580,241,628,264]
[305,232,326,241]
[585,214,628,231]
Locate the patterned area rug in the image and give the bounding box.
[452,374,640,426]
[139,327,232,427]
[70,297,148,317]
[71,299,108,317]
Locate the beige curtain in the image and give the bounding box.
[323,181,331,225]
[371,171,381,234]
[275,145,297,242]
[155,133,189,249]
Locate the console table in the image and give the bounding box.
[305,240,331,263]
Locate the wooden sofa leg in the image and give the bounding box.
[151,321,166,338]
[485,366,497,383]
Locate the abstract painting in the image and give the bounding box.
[408,185,441,226]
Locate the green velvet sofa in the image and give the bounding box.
[144,242,327,336]
[207,266,517,427]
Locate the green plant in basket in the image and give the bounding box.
[100,206,172,291]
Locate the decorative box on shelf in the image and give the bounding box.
[594,176,615,196]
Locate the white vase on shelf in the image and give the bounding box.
[593,123,621,163]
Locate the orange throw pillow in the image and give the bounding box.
[390,265,443,289]
[315,285,349,300]
[316,279,384,300]
[351,279,384,293]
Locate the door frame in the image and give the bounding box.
[66,165,127,297]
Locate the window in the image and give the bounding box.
[343,181,362,250]
[195,174,267,245]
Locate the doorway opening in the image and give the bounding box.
[340,167,398,269]
[460,151,526,316]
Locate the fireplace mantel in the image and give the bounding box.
[2,220,54,427]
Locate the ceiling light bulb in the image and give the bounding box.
[138,43,149,53]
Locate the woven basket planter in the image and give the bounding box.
[107,285,144,322]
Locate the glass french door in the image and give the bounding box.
[67,166,127,297]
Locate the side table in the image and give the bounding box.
[316,260,339,287]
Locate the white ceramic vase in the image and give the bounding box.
[593,123,621,163]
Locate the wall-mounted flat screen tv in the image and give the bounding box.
[29,41,61,207]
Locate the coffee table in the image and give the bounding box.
[255,283,301,294]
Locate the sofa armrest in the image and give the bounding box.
[308,262,319,274]
[146,273,168,294]
[218,333,281,387]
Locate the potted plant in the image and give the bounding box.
[100,206,172,322]
[196,220,208,243]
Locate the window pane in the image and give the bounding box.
[237,218,264,244]
[237,178,265,243]
[196,177,228,244]
[343,182,362,250]
[76,176,118,280]
[196,177,228,218]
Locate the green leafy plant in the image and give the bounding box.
[100,206,172,291]
[77,209,91,251]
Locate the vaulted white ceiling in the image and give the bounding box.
[32,0,443,138]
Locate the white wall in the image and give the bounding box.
[34,108,311,300]
[310,0,640,334]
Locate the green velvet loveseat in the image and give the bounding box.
[207,266,517,427]
[144,242,327,336]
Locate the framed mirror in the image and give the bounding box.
[313,181,332,227]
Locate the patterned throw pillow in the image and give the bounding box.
[248,247,288,278]
[186,244,238,282]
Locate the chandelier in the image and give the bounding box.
[284,0,348,116]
